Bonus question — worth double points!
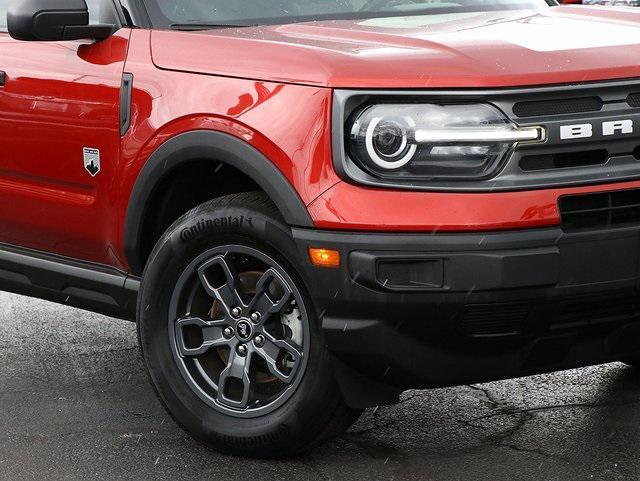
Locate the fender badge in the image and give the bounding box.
[83,147,101,177]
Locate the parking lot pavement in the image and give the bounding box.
[1,291,640,481]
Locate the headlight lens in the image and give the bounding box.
[348,103,543,180]
[365,117,417,169]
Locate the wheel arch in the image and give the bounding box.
[124,130,314,275]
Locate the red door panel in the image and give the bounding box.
[0,31,130,265]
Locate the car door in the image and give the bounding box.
[0,0,130,265]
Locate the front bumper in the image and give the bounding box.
[291,224,640,406]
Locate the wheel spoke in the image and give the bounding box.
[171,246,310,416]
[174,316,228,357]
[247,268,293,323]
[197,256,245,316]
[217,346,252,409]
[254,332,302,383]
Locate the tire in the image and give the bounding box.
[137,192,361,458]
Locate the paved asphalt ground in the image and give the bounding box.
[2,291,640,481]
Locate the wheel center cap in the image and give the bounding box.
[235,320,253,341]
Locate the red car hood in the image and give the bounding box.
[151,6,640,89]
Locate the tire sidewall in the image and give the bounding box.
[137,199,339,452]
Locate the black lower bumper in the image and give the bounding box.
[291,224,640,406]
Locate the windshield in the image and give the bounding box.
[141,0,552,28]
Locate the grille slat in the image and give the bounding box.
[627,93,640,108]
[552,294,640,330]
[512,97,603,117]
[519,150,608,172]
[459,294,640,339]
[513,93,640,117]
[561,202,640,215]
[559,189,640,231]
[459,303,529,338]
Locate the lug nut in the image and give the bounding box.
[237,344,248,356]
[250,312,261,323]
[223,327,234,339]
[231,307,242,318]
[254,335,265,347]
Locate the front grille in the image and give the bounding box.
[551,294,640,330]
[459,294,640,339]
[519,150,608,171]
[504,83,640,190]
[459,303,530,338]
[512,97,603,117]
[559,188,640,231]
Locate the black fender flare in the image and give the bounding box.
[124,130,314,275]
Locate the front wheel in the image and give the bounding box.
[137,193,361,458]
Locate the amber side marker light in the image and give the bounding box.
[308,247,341,268]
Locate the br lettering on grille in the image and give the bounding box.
[560,120,634,140]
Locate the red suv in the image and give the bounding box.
[3,0,640,458]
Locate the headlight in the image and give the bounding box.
[348,103,544,181]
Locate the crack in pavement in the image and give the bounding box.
[315,381,639,470]
[465,383,533,442]
[465,384,576,467]
[468,398,640,423]
[340,383,578,472]
[500,442,574,465]
[347,392,427,436]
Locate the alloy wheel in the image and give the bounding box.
[168,245,310,418]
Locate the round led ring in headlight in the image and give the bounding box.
[364,117,417,170]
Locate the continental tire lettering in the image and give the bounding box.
[179,216,254,242]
